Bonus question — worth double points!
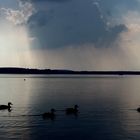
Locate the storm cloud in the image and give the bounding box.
[20,0,127,49]
[0,0,140,70]
[3,0,131,49]
[20,0,70,3]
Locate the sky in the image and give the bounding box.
[0,0,140,70]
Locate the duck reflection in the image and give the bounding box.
[8,108,12,112]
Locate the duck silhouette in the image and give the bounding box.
[42,109,56,120]
[0,102,13,110]
[137,107,140,112]
[65,105,79,114]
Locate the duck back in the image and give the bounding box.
[0,105,9,110]
[137,107,140,112]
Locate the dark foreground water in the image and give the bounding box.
[0,75,140,140]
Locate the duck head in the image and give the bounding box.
[74,105,78,109]
[8,102,13,107]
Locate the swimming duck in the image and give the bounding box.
[66,105,79,114]
[137,107,140,112]
[42,109,56,119]
[0,102,13,110]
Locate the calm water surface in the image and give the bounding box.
[0,75,140,140]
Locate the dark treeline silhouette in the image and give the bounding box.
[0,67,140,75]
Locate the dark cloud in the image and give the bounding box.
[98,0,139,10]
[20,0,70,3]
[47,0,69,1]
[96,0,140,18]
[25,0,128,49]
[28,11,48,27]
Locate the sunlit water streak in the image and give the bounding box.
[0,75,140,140]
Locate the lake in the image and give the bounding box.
[0,75,140,140]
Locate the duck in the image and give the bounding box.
[0,102,13,110]
[65,105,79,114]
[137,107,140,112]
[42,109,56,119]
